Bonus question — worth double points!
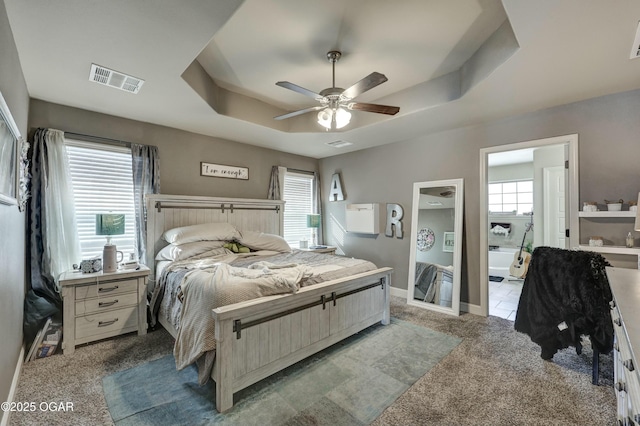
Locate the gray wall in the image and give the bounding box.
[29,100,319,200]
[320,89,640,306]
[416,208,455,266]
[0,0,28,412]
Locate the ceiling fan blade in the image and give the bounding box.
[348,102,400,115]
[341,72,388,100]
[274,105,324,120]
[276,81,323,100]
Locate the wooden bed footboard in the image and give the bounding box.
[211,267,392,412]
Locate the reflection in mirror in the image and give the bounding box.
[407,179,464,316]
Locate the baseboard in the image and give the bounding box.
[391,286,485,316]
[1,346,25,426]
[389,286,407,299]
[461,302,484,316]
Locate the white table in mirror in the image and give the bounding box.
[407,178,464,316]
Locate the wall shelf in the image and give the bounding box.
[578,208,639,269]
[578,211,636,218]
[578,245,640,255]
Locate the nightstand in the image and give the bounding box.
[299,246,337,255]
[59,265,149,354]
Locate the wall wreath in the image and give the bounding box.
[417,227,435,251]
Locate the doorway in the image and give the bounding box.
[479,135,579,319]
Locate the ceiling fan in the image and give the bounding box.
[274,51,400,130]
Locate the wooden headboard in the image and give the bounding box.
[145,194,285,282]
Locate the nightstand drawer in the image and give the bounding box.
[75,278,138,300]
[74,291,138,316]
[75,306,138,340]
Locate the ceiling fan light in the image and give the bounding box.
[317,108,333,129]
[335,107,351,129]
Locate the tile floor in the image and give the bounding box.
[489,278,523,321]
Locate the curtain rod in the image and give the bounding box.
[64,131,131,147]
[287,168,315,175]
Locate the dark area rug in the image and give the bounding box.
[102,319,460,425]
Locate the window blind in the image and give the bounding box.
[65,140,136,259]
[283,171,314,248]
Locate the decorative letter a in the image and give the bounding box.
[329,173,345,201]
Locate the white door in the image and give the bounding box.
[543,166,566,248]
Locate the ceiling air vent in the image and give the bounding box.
[89,64,145,94]
[325,140,353,148]
[631,21,640,59]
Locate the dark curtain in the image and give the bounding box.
[28,128,59,303]
[131,143,160,265]
[313,171,324,245]
[267,165,280,200]
[25,129,61,345]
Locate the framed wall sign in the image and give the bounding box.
[201,162,249,180]
[443,231,455,252]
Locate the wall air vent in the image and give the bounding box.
[325,140,353,148]
[631,21,640,59]
[89,64,145,94]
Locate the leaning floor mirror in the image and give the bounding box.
[407,178,464,316]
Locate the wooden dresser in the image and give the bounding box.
[607,267,640,425]
[59,265,149,354]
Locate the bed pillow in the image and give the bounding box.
[155,240,227,261]
[237,230,292,253]
[162,222,240,245]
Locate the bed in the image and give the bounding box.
[145,194,392,412]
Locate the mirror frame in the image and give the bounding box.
[407,178,464,316]
[0,89,21,207]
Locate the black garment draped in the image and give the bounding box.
[514,247,613,360]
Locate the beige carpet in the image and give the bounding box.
[10,296,615,425]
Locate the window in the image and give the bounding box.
[65,140,136,259]
[282,171,315,248]
[488,180,533,215]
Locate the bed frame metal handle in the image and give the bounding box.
[231,278,387,340]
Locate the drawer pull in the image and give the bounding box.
[615,381,627,392]
[614,318,622,326]
[98,318,119,327]
[98,300,119,308]
[98,285,119,293]
[623,359,635,372]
